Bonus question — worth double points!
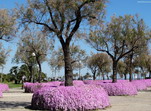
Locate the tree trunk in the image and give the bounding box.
[102,73,105,80]
[93,72,96,80]
[124,73,127,80]
[112,61,117,83]
[149,71,151,79]
[28,65,34,83]
[37,60,42,83]
[129,52,133,82]
[63,45,73,86]
[106,73,109,80]
[79,67,81,80]
[15,80,18,84]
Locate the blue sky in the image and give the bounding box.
[0,0,151,77]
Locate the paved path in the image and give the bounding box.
[0,88,33,111]
[105,88,151,111]
[0,87,151,111]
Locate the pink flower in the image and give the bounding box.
[98,81,137,96]
[0,83,9,98]
[131,80,148,91]
[31,85,110,110]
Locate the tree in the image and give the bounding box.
[49,48,64,79]
[17,0,107,86]
[88,15,150,82]
[49,44,87,79]
[145,55,151,78]
[83,72,92,80]
[117,60,127,79]
[14,28,53,82]
[0,9,16,41]
[87,53,111,80]
[18,64,30,82]
[0,43,10,67]
[0,43,10,83]
[87,55,99,80]
[97,53,111,80]
[9,66,20,84]
[133,53,151,79]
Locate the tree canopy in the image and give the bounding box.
[0,9,16,41]
[88,15,151,82]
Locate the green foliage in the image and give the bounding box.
[6,64,47,83]
[14,28,53,65]
[0,9,16,41]
[0,43,10,67]
[87,53,111,80]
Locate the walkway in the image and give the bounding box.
[0,88,33,111]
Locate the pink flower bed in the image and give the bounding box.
[143,79,151,87]
[60,80,85,86]
[0,83,9,98]
[0,83,9,92]
[83,80,105,84]
[24,81,61,93]
[83,80,129,85]
[131,80,147,91]
[31,85,110,111]
[99,82,137,96]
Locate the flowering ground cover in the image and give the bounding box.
[24,80,85,93]
[98,81,138,96]
[31,85,110,111]
[143,79,151,87]
[24,79,151,110]
[131,80,147,91]
[23,81,61,93]
[60,80,85,86]
[0,83,9,97]
[0,83,9,92]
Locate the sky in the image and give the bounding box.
[0,0,151,77]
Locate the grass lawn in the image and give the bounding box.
[3,82,22,88]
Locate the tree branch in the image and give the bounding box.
[44,0,58,29]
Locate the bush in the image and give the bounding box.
[60,80,85,86]
[0,83,9,98]
[0,83,9,92]
[24,81,61,93]
[31,85,110,111]
[131,80,147,91]
[143,79,151,87]
[99,81,137,96]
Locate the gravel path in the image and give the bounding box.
[0,87,151,111]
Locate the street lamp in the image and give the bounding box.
[78,60,82,80]
[32,52,36,83]
[32,52,36,57]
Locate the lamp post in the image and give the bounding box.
[78,60,82,80]
[32,52,36,83]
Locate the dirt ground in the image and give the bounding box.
[0,88,151,111]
